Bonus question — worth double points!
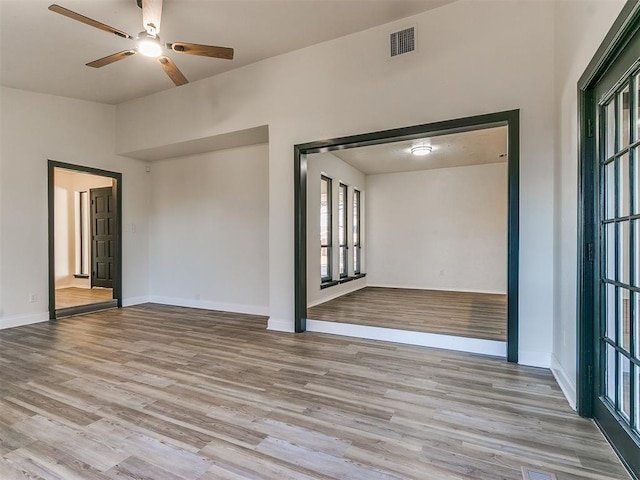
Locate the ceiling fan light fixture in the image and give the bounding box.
[48,2,234,88]
[410,145,433,156]
[137,32,162,57]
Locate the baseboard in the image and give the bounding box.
[518,350,551,369]
[123,296,150,307]
[550,353,577,410]
[308,282,367,308]
[149,296,269,316]
[267,317,294,332]
[366,284,506,295]
[0,312,49,330]
[306,319,506,357]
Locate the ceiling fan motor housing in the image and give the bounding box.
[138,31,159,41]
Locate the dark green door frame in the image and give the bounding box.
[578,2,640,478]
[294,110,520,363]
[47,160,123,319]
[578,0,640,415]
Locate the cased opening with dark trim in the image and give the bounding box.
[294,110,520,363]
[48,160,123,320]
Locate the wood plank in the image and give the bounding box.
[55,287,113,309]
[0,304,629,479]
[308,287,507,341]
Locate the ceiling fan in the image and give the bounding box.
[48,0,234,86]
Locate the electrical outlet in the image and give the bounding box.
[29,293,38,303]
[439,270,445,276]
[194,293,201,300]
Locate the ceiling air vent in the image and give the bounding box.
[390,26,415,57]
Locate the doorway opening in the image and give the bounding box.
[306,126,508,345]
[48,161,123,319]
[295,110,519,362]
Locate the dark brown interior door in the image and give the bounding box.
[90,186,114,289]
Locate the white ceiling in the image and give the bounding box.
[0,0,454,105]
[331,126,508,175]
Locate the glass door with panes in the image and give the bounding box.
[596,62,640,475]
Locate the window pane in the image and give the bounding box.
[75,191,90,276]
[620,153,630,217]
[636,74,640,143]
[606,284,616,341]
[320,247,329,279]
[354,246,359,274]
[620,85,630,149]
[320,178,330,246]
[619,289,631,352]
[605,160,615,219]
[353,189,360,275]
[635,149,640,214]
[338,184,346,246]
[338,183,347,277]
[635,366,640,431]
[606,222,616,280]
[633,293,640,358]
[606,343,616,402]
[320,176,332,281]
[353,190,360,245]
[339,246,346,276]
[607,101,616,158]
[620,354,631,420]
[634,220,640,286]
[344,248,348,275]
[620,220,630,285]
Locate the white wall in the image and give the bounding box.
[148,144,269,316]
[0,86,151,328]
[54,169,112,289]
[0,87,3,323]
[115,0,556,365]
[553,0,626,408]
[307,152,367,307]
[5,0,622,377]
[366,162,507,294]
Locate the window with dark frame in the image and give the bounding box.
[353,188,361,275]
[320,175,332,283]
[599,80,639,441]
[338,183,348,278]
[76,191,89,276]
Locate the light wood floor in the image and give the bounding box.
[55,287,113,309]
[0,305,628,480]
[308,287,507,341]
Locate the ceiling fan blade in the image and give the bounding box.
[168,42,234,60]
[87,50,137,68]
[157,56,188,86]
[48,4,133,39]
[142,0,163,35]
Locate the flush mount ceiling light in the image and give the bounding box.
[410,145,433,156]
[137,31,163,58]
